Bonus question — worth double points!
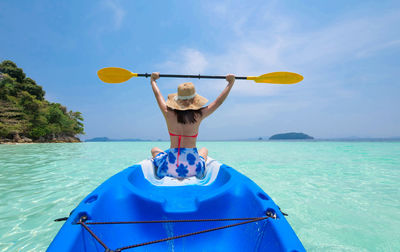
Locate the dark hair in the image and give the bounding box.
[168,107,203,124]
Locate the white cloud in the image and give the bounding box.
[101,0,125,30]
[158,4,400,99]
[87,0,126,39]
[157,48,208,74]
[356,39,400,58]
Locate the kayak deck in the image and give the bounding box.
[48,160,305,251]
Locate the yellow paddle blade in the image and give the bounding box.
[97,67,138,83]
[247,72,304,84]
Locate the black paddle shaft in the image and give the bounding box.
[138,73,247,80]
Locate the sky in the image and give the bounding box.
[1,0,399,140]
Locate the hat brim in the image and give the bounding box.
[166,93,208,111]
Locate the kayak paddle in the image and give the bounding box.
[97,67,303,84]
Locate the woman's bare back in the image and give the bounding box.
[164,110,202,149]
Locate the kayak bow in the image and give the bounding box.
[48,158,305,251]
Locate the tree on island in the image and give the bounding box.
[0,60,84,143]
[269,132,314,140]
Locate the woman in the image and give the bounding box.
[150,72,235,179]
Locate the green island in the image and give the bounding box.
[269,132,314,140]
[0,60,84,144]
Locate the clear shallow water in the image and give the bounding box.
[0,141,399,251]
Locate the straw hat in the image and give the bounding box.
[166,82,208,111]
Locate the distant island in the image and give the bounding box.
[86,137,148,142]
[269,132,314,140]
[0,60,84,144]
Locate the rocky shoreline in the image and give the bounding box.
[0,134,80,144]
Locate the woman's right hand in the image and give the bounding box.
[226,74,235,84]
[151,72,160,81]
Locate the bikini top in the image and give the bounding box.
[169,132,198,167]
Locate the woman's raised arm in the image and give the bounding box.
[202,74,235,118]
[150,72,168,115]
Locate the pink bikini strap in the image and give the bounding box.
[169,132,198,167]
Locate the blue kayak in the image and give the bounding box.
[48,158,305,251]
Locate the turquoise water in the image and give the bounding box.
[0,142,399,251]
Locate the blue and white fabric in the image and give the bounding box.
[153,148,205,179]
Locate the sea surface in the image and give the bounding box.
[0,141,399,251]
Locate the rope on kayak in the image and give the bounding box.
[79,217,110,251]
[77,212,276,252]
[85,216,270,225]
[117,216,269,251]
